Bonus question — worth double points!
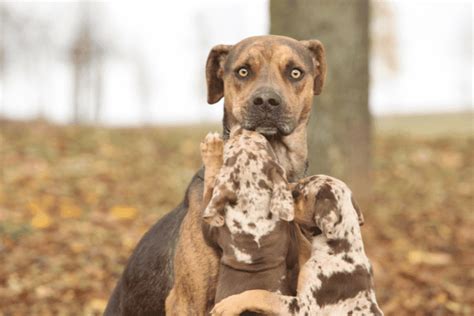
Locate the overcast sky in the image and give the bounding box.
[0,0,472,125]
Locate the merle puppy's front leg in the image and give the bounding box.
[211,289,285,316]
[200,132,224,205]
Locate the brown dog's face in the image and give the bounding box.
[206,35,326,137]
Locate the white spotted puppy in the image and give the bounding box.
[212,175,383,315]
[201,127,298,304]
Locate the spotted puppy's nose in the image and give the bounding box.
[252,88,282,109]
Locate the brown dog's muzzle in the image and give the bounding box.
[251,87,282,108]
[242,87,294,136]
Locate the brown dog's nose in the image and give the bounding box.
[252,89,282,107]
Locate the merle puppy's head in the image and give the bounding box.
[291,175,364,240]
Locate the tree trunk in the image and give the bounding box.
[72,60,81,124]
[94,53,103,124]
[270,0,372,202]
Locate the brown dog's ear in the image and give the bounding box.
[351,194,365,226]
[300,40,326,95]
[206,44,232,104]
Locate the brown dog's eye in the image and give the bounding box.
[290,68,303,80]
[237,67,249,78]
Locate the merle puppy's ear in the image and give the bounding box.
[351,194,365,226]
[203,186,236,227]
[314,185,341,239]
[269,166,294,222]
[206,45,232,104]
[229,125,243,138]
[300,40,326,95]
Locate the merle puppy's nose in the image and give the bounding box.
[252,88,282,108]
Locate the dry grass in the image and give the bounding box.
[0,114,472,315]
[375,111,473,138]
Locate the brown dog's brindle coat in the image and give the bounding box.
[105,35,326,316]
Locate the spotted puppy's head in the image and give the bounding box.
[203,127,294,227]
[291,175,364,240]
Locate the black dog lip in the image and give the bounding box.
[242,119,294,137]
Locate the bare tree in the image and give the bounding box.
[371,1,398,78]
[271,0,372,202]
[71,13,92,123]
[194,10,212,121]
[133,54,152,124]
[70,3,105,124]
[0,5,6,115]
[0,5,5,78]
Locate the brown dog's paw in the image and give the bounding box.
[200,132,224,168]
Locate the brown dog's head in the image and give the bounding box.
[291,175,364,240]
[206,35,326,137]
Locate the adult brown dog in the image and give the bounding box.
[104,35,326,316]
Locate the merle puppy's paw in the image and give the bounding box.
[200,132,224,168]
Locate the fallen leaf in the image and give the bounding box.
[110,206,138,220]
[407,250,452,266]
[31,212,52,229]
[60,202,82,219]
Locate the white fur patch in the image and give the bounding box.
[230,245,252,264]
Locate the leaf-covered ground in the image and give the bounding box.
[0,117,472,315]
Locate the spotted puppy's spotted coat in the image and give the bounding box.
[201,127,298,304]
[212,175,383,315]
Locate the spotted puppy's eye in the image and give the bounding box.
[292,183,305,199]
[237,67,249,78]
[291,189,300,199]
[290,68,303,80]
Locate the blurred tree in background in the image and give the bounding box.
[271,0,371,202]
[70,4,105,124]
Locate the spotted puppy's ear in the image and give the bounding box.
[300,40,326,95]
[229,125,243,138]
[351,194,365,226]
[203,185,236,227]
[206,44,232,104]
[314,185,341,239]
[269,166,294,221]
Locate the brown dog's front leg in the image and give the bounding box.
[165,134,223,316]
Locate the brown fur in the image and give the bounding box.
[164,180,220,315]
[165,134,223,315]
[165,35,326,315]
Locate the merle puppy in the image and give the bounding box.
[201,127,298,304]
[212,175,383,316]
